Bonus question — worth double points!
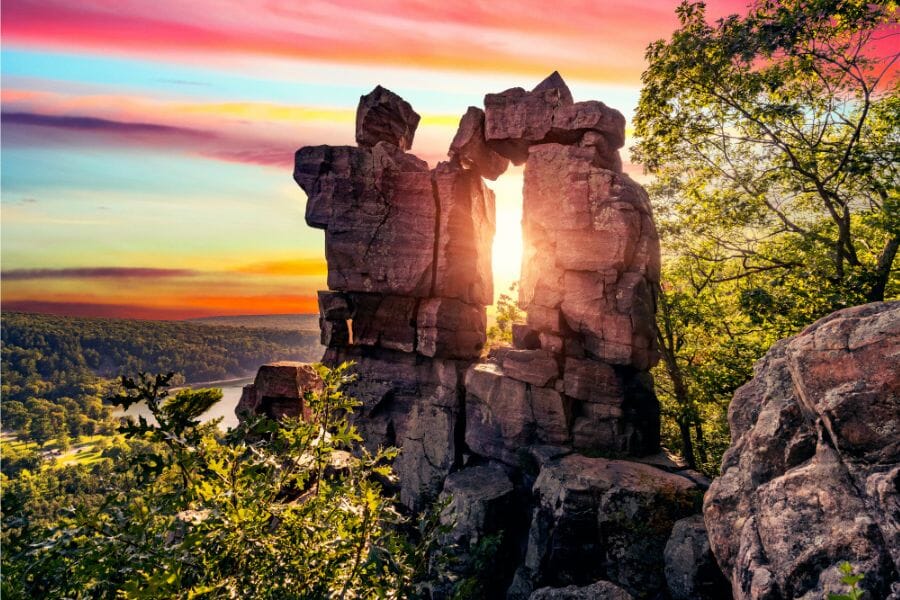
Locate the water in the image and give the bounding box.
[112,378,252,431]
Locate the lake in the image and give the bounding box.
[112,378,252,431]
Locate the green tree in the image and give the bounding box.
[487,283,524,347]
[635,0,898,323]
[635,0,898,472]
[13,365,418,599]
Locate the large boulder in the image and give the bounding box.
[448,106,510,180]
[295,143,435,296]
[704,302,900,600]
[429,463,525,598]
[483,71,625,165]
[355,85,420,150]
[511,453,704,598]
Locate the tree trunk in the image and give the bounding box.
[867,234,899,302]
[679,418,696,470]
[694,421,708,467]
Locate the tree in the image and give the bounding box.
[487,283,524,347]
[634,0,898,472]
[635,0,899,327]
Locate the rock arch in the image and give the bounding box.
[293,72,662,509]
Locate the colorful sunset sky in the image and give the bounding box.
[1,0,749,320]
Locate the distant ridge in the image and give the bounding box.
[187,313,319,332]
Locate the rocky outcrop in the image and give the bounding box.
[235,361,322,420]
[355,85,421,150]
[292,74,678,597]
[704,302,900,599]
[508,452,705,599]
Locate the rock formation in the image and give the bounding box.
[704,302,900,599]
[235,361,322,420]
[290,73,705,598]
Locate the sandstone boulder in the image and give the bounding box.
[484,72,625,165]
[704,302,900,600]
[448,106,510,180]
[355,85,420,150]
[513,323,542,350]
[235,362,323,421]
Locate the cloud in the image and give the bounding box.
[235,258,327,277]
[2,111,207,136]
[2,109,301,169]
[3,267,200,281]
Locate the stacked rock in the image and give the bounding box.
[294,86,495,510]
[462,72,661,460]
[293,72,662,509]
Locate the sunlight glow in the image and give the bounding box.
[488,166,524,303]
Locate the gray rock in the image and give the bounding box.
[517,454,703,597]
[664,515,731,600]
[528,581,633,600]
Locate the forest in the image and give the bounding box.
[0,312,322,442]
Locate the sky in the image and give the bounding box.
[1,0,749,320]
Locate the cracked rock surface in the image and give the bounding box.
[704,301,900,600]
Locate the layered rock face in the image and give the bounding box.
[704,302,900,599]
[292,74,685,598]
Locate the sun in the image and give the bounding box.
[488,165,524,303]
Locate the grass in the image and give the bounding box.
[2,433,117,470]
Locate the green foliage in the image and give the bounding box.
[3,364,419,599]
[635,0,898,313]
[487,283,524,347]
[828,561,866,599]
[635,0,899,473]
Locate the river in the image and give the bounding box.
[112,377,253,431]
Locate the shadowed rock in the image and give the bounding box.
[664,515,732,600]
[704,302,900,600]
[236,362,323,421]
[355,85,421,150]
[528,581,633,600]
[449,106,510,180]
[511,454,704,598]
